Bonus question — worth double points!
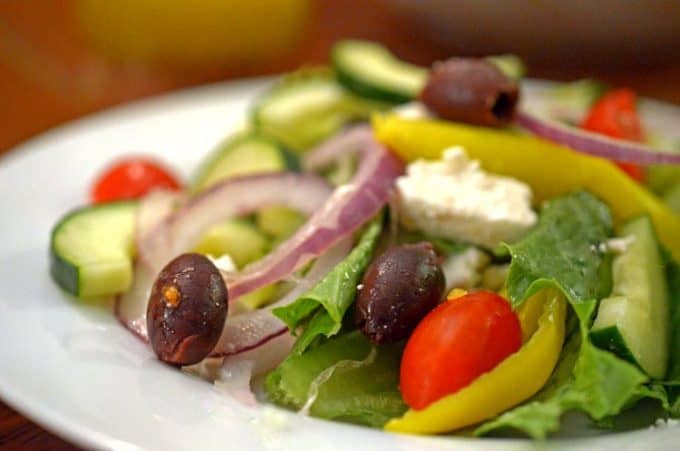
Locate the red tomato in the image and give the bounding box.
[91,157,182,203]
[580,88,645,182]
[614,162,645,183]
[399,291,522,410]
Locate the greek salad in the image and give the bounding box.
[49,40,680,439]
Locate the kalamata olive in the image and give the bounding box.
[147,253,228,366]
[420,58,519,127]
[356,242,445,344]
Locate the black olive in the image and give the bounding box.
[147,253,228,365]
[356,242,445,344]
[420,58,519,127]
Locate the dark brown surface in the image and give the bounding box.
[0,1,679,450]
[0,403,77,451]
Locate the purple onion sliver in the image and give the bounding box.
[210,237,353,357]
[141,172,333,275]
[517,111,680,166]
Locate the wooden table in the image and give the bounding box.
[0,1,678,449]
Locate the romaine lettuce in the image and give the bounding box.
[477,192,649,438]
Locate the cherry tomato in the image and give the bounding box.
[581,88,645,182]
[614,162,645,183]
[91,157,182,203]
[399,291,522,410]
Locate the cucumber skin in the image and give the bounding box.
[590,215,670,379]
[50,245,80,297]
[332,40,424,103]
[191,132,299,193]
[49,201,136,299]
[334,65,415,104]
[590,325,641,371]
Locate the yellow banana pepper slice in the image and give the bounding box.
[372,115,680,261]
[384,290,566,434]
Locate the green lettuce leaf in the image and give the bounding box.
[264,331,406,427]
[663,247,680,383]
[477,192,648,439]
[273,218,382,354]
[504,191,614,306]
[659,247,680,416]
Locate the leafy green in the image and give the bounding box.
[477,192,649,439]
[659,247,680,416]
[663,247,680,383]
[265,331,406,427]
[477,302,646,438]
[273,219,382,354]
[504,191,614,307]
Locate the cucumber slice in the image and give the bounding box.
[192,219,270,268]
[252,68,390,151]
[50,201,137,299]
[236,283,281,311]
[256,206,305,242]
[192,132,299,192]
[485,54,527,82]
[332,40,427,103]
[591,215,670,379]
[552,79,608,109]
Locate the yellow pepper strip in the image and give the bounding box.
[446,288,468,300]
[372,115,680,262]
[515,290,545,343]
[384,291,566,434]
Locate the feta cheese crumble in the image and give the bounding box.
[442,247,491,291]
[397,147,537,249]
[208,254,237,273]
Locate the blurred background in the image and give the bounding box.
[1,0,679,154]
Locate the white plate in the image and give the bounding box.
[0,78,678,451]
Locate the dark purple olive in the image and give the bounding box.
[147,253,228,366]
[356,242,445,344]
[420,58,519,127]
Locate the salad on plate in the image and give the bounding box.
[48,40,680,439]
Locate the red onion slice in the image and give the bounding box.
[117,128,402,360]
[140,172,333,275]
[516,110,680,166]
[116,172,332,342]
[215,332,296,407]
[214,360,258,407]
[302,124,373,171]
[115,263,155,340]
[227,128,404,299]
[135,189,182,269]
[116,190,181,340]
[211,237,353,358]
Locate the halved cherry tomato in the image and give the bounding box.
[399,291,522,410]
[91,157,182,203]
[580,88,645,182]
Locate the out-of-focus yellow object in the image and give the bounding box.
[76,0,311,64]
[445,288,468,300]
[385,290,566,434]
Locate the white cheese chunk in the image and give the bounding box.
[392,101,432,119]
[442,247,491,291]
[397,147,537,249]
[208,254,237,273]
